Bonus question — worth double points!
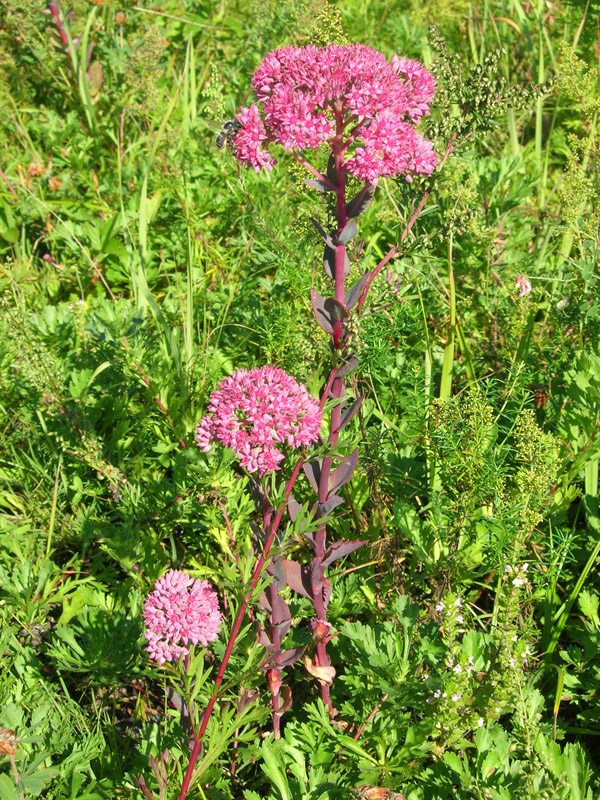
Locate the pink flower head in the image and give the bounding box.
[143,569,221,665]
[515,275,532,297]
[196,366,322,477]
[231,43,437,182]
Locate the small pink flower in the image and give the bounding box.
[196,366,322,477]
[516,275,532,297]
[143,569,221,665]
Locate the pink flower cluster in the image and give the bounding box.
[230,43,437,182]
[196,366,322,476]
[143,569,221,665]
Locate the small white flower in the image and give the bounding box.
[468,656,474,665]
[452,692,462,702]
[456,613,464,623]
[435,601,445,612]
[434,689,441,698]
[453,664,462,674]
[522,563,529,572]
[508,657,515,667]
[512,575,524,587]
[525,645,531,656]
[477,717,484,727]
[455,598,462,608]
[446,657,454,667]
[505,565,513,574]
[512,634,519,642]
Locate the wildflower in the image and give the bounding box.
[196,366,322,477]
[454,597,462,608]
[28,162,45,177]
[143,569,221,665]
[452,692,462,702]
[505,565,513,573]
[477,717,485,727]
[456,613,464,623]
[512,575,525,587]
[433,689,442,698]
[515,275,532,297]
[435,601,445,612]
[48,176,62,192]
[232,44,437,182]
[453,664,462,674]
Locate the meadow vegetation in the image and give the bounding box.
[1,0,600,798]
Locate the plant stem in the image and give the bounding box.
[311,110,348,713]
[176,373,339,799]
[177,458,304,799]
[439,231,455,401]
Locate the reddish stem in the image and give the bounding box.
[177,457,304,800]
[49,3,69,47]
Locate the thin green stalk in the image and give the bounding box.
[439,232,455,402]
[46,454,62,558]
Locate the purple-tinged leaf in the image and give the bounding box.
[328,448,359,495]
[281,558,312,600]
[277,646,306,668]
[324,244,350,280]
[337,355,359,378]
[304,178,335,193]
[258,591,271,613]
[256,623,272,649]
[247,481,265,513]
[250,520,265,543]
[303,460,322,492]
[311,288,334,334]
[268,556,286,590]
[337,396,364,432]
[310,217,335,248]
[345,274,369,310]
[325,296,348,320]
[238,688,260,713]
[346,181,376,219]
[326,152,337,184]
[274,685,293,714]
[287,494,301,522]
[336,218,357,245]
[321,538,366,568]
[166,688,185,714]
[318,494,345,516]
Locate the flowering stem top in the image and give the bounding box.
[232,43,437,184]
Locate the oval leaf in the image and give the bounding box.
[337,355,359,378]
[346,181,376,219]
[324,244,350,280]
[325,297,348,320]
[345,274,369,310]
[337,396,364,432]
[321,539,366,568]
[311,288,334,333]
[310,217,335,248]
[303,460,322,492]
[328,448,359,495]
[304,655,336,686]
[336,218,357,245]
[304,178,335,193]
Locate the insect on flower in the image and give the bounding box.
[215,119,242,149]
